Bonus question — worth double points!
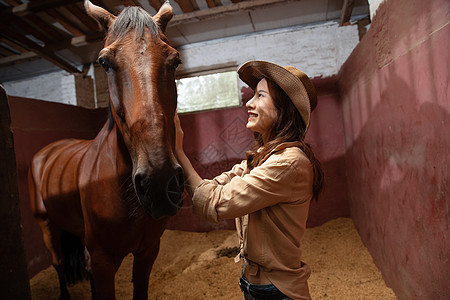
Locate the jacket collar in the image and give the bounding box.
[257,141,301,166]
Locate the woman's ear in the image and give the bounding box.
[84,0,116,31]
[153,1,173,33]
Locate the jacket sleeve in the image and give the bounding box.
[192,153,311,223]
[210,160,247,185]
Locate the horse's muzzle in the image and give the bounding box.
[134,165,184,219]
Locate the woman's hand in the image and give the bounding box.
[174,110,184,157]
[173,110,203,196]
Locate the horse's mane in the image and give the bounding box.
[107,6,160,41]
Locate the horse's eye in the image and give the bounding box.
[173,58,182,69]
[98,56,110,72]
[168,53,181,70]
[169,58,181,71]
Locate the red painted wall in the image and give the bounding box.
[338,0,449,298]
[10,75,348,277]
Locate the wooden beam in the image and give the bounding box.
[6,14,53,44]
[170,0,292,27]
[46,8,86,36]
[25,14,67,41]
[70,32,104,47]
[0,44,18,56]
[175,0,195,13]
[205,0,216,9]
[0,23,81,73]
[339,0,355,26]
[0,37,28,53]
[148,0,162,11]
[3,0,20,6]
[0,51,38,67]
[121,0,141,7]
[66,3,99,32]
[0,0,82,17]
[189,0,200,11]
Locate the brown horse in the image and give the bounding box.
[28,1,184,299]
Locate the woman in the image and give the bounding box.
[174,60,324,300]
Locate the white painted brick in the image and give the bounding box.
[3,70,77,105]
[177,21,360,79]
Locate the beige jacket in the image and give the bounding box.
[192,141,313,300]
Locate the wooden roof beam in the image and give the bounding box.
[148,0,163,11]
[0,23,80,74]
[175,0,195,13]
[46,8,86,36]
[170,0,291,27]
[0,52,38,67]
[25,14,67,41]
[66,3,99,32]
[340,0,355,26]
[6,14,53,44]
[0,37,28,53]
[121,0,142,7]
[205,0,216,9]
[0,0,82,17]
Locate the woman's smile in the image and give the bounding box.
[245,78,278,139]
[248,112,258,121]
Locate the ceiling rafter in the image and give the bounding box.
[0,0,286,73]
[0,0,371,79]
[121,0,142,7]
[6,14,53,44]
[170,0,288,26]
[175,0,195,13]
[0,0,82,17]
[148,0,163,11]
[65,3,99,32]
[25,14,67,41]
[0,22,80,73]
[340,0,355,26]
[45,8,86,36]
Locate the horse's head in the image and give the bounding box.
[85,1,184,219]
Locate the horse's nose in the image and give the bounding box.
[166,165,184,207]
[134,171,150,201]
[134,164,184,218]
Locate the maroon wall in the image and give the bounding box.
[11,77,348,277]
[338,0,449,298]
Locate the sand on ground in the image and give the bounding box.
[30,218,396,299]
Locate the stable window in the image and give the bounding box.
[176,71,241,113]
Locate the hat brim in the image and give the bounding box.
[238,60,312,132]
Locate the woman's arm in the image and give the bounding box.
[174,111,203,196]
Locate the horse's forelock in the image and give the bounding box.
[107,6,160,41]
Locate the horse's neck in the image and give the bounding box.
[94,121,132,171]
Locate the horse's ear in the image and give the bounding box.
[153,1,173,33]
[84,0,116,31]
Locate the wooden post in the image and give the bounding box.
[0,85,31,299]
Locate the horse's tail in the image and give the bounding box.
[60,229,90,285]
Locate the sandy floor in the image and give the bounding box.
[30,218,396,299]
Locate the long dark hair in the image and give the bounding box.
[246,77,324,201]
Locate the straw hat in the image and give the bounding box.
[238,60,317,132]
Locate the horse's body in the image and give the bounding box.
[28,2,183,299]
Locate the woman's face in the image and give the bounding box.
[246,78,278,141]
